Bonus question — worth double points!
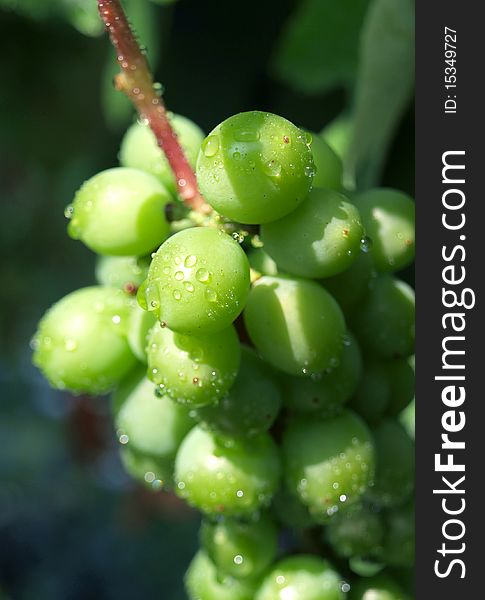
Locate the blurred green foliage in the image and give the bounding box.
[0,0,414,598]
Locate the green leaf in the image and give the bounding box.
[346,0,415,189]
[272,0,371,94]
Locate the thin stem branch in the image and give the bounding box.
[97,0,208,212]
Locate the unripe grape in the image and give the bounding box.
[322,114,353,162]
[120,114,205,195]
[353,188,415,272]
[351,275,415,359]
[244,275,346,376]
[262,188,364,278]
[120,446,173,491]
[248,248,279,277]
[383,502,415,568]
[282,332,362,417]
[174,426,281,516]
[309,132,344,191]
[126,304,157,363]
[366,419,415,508]
[385,357,415,417]
[326,503,384,560]
[348,574,411,600]
[349,359,391,425]
[321,252,376,317]
[95,255,150,292]
[283,410,375,522]
[196,346,282,437]
[196,111,315,224]
[255,555,346,600]
[68,168,172,256]
[146,323,240,408]
[32,286,136,394]
[200,513,278,579]
[185,551,260,600]
[139,227,250,334]
[399,398,415,440]
[113,365,194,462]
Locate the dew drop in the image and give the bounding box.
[173,290,182,301]
[184,282,194,293]
[360,236,373,253]
[64,204,74,219]
[196,268,211,283]
[174,271,184,281]
[202,135,220,157]
[184,255,197,268]
[262,159,282,178]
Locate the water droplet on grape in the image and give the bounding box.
[174,271,184,281]
[205,289,218,302]
[304,131,313,146]
[64,204,74,219]
[360,236,373,253]
[184,282,194,293]
[184,255,197,268]
[196,268,211,283]
[262,159,282,178]
[202,135,220,157]
[173,290,181,301]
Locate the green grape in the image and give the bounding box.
[321,114,353,163]
[185,551,260,600]
[32,286,136,394]
[119,445,173,490]
[244,275,346,376]
[120,114,205,195]
[282,332,362,417]
[127,303,157,363]
[248,248,279,277]
[399,398,415,440]
[174,426,281,516]
[67,168,172,256]
[383,502,415,568]
[200,513,278,579]
[348,574,411,600]
[272,489,315,529]
[261,188,364,279]
[113,365,194,461]
[321,252,376,317]
[283,410,375,522]
[139,227,250,334]
[95,255,150,293]
[196,111,315,224]
[146,323,240,407]
[351,276,415,359]
[349,359,391,425]
[196,346,282,437]
[147,325,241,407]
[255,555,346,600]
[326,503,384,560]
[353,189,415,273]
[308,132,344,191]
[366,419,415,508]
[385,357,415,417]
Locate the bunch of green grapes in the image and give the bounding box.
[32,110,415,599]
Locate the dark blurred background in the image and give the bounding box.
[0,0,414,598]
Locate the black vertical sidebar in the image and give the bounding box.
[416,2,483,598]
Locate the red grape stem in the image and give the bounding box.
[97,0,209,213]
